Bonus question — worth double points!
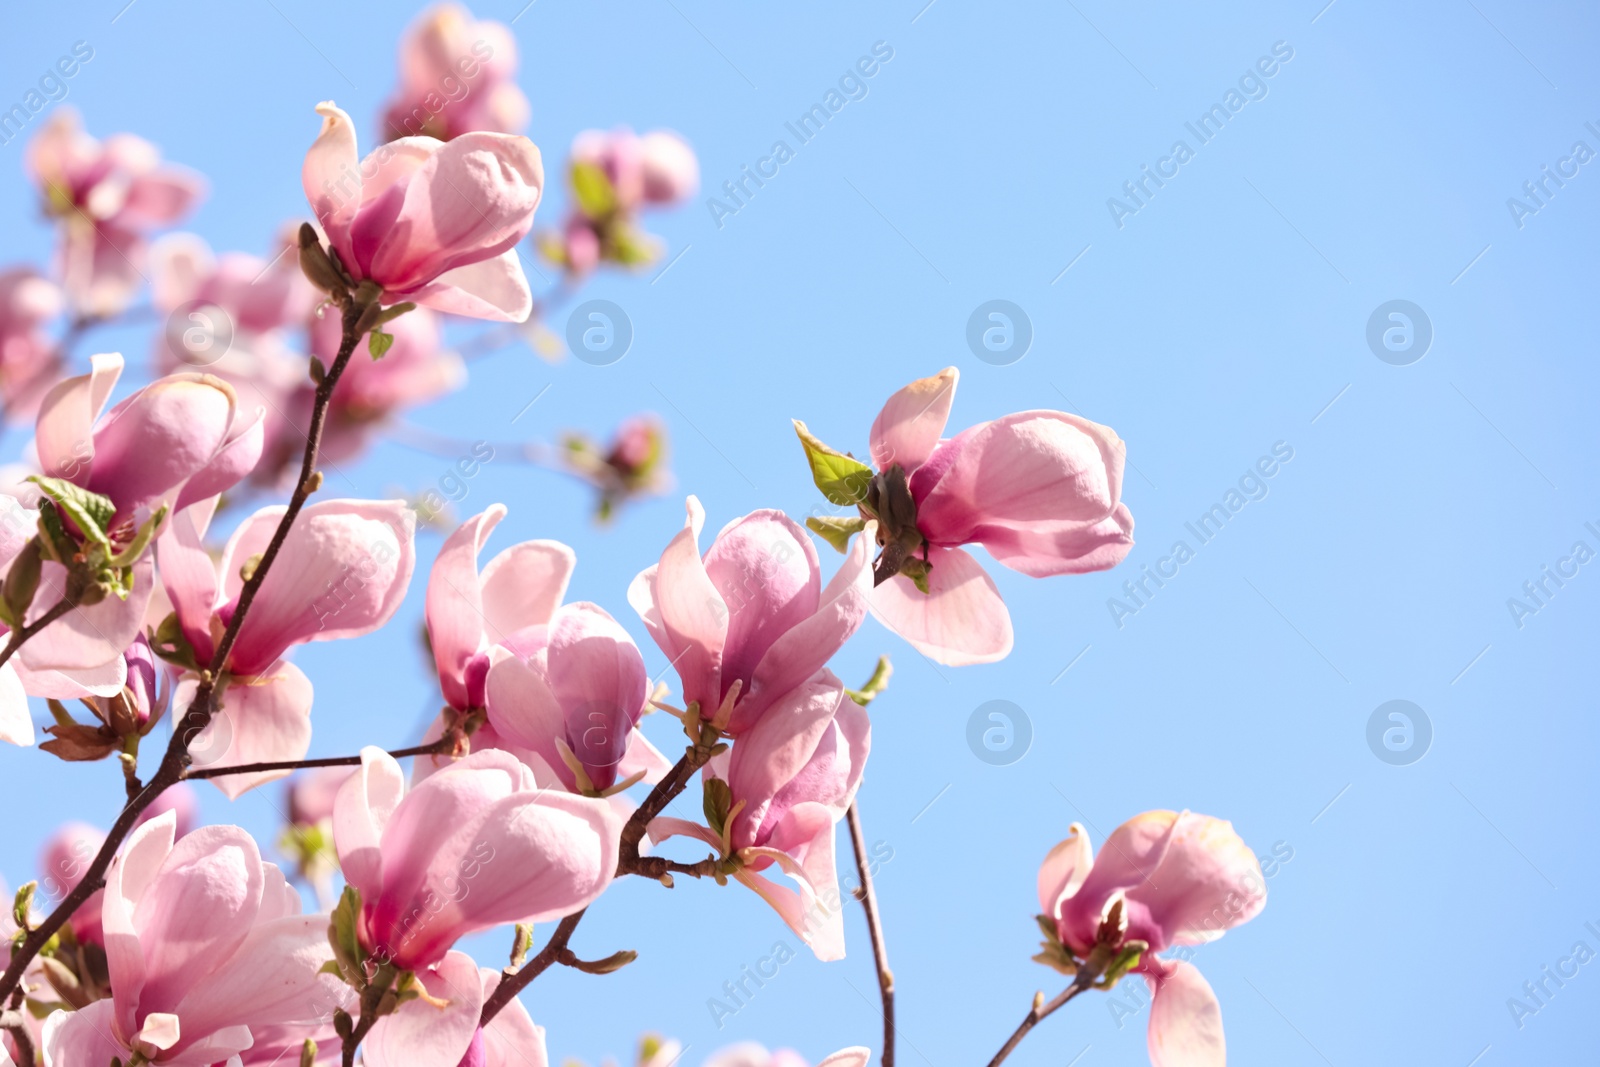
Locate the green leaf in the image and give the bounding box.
[702,777,733,837]
[107,504,166,569]
[900,556,931,595]
[367,329,395,360]
[571,161,618,219]
[792,420,873,508]
[510,922,534,969]
[806,515,865,554]
[845,655,893,707]
[300,1039,319,1067]
[328,885,364,983]
[13,880,36,928]
[28,476,114,549]
[606,224,660,266]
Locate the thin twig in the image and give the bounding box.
[0,292,369,1008]
[847,801,895,1067]
[478,910,586,1024]
[3,987,34,1067]
[0,598,76,670]
[185,737,453,780]
[983,979,1094,1067]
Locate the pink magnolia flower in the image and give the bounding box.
[25,109,203,317]
[41,810,344,1066]
[562,414,672,522]
[308,302,463,465]
[302,102,543,322]
[287,765,356,827]
[382,3,531,142]
[334,747,620,1066]
[0,266,65,417]
[1039,811,1266,1067]
[151,229,319,339]
[629,497,873,736]
[846,367,1133,665]
[571,128,699,213]
[16,353,264,674]
[652,682,869,960]
[485,601,663,794]
[39,820,107,945]
[365,965,545,1067]
[157,496,416,797]
[703,1044,871,1067]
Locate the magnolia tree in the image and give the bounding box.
[0,6,1267,1067]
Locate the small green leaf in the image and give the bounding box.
[107,504,167,569]
[806,515,865,554]
[792,420,873,508]
[571,161,618,219]
[845,655,893,707]
[13,881,36,928]
[300,1039,318,1067]
[367,329,395,360]
[900,556,931,595]
[2,537,42,625]
[28,477,114,549]
[702,777,733,837]
[510,922,534,969]
[328,885,364,983]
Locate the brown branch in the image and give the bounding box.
[185,737,453,780]
[847,801,895,1067]
[3,987,34,1067]
[983,976,1096,1067]
[0,597,77,670]
[0,290,371,1008]
[480,738,717,1025]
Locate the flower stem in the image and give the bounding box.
[0,597,76,670]
[185,737,454,780]
[983,976,1096,1067]
[847,801,895,1067]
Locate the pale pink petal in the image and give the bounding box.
[149,231,212,311]
[364,951,484,1067]
[188,663,315,799]
[478,968,548,1067]
[542,603,648,786]
[727,673,848,844]
[1056,810,1180,953]
[736,801,844,961]
[1140,813,1266,948]
[974,502,1134,578]
[333,747,407,901]
[34,351,121,482]
[0,663,31,746]
[42,1000,124,1067]
[702,510,819,704]
[155,498,220,662]
[867,546,1012,666]
[408,249,533,323]
[86,375,238,516]
[618,727,672,785]
[19,554,154,672]
[219,499,416,676]
[737,529,871,732]
[118,168,205,227]
[816,1048,873,1067]
[303,103,361,259]
[13,654,126,701]
[479,538,574,640]
[174,405,266,512]
[646,815,722,851]
[99,809,177,1035]
[483,654,567,787]
[630,497,725,713]
[427,505,506,709]
[1146,959,1226,1067]
[870,367,957,472]
[1037,823,1094,918]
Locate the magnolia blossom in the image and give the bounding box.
[546,128,698,275]
[308,303,463,465]
[17,353,264,675]
[0,266,65,416]
[151,228,319,340]
[1039,811,1266,1067]
[839,367,1133,665]
[37,634,168,762]
[629,497,873,735]
[652,686,868,960]
[25,109,203,316]
[561,414,671,522]
[382,3,531,142]
[41,811,345,1066]
[38,820,107,945]
[302,102,543,321]
[157,497,416,797]
[334,747,620,1065]
[365,966,544,1067]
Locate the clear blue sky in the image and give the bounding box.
[3,2,1598,1065]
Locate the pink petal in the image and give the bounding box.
[484,654,568,788]
[303,103,361,259]
[14,654,127,700]
[735,801,845,961]
[737,528,871,732]
[34,351,121,483]
[86,375,239,517]
[100,809,177,1035]
[478,967,548,1067]
[42,1000,125,1067]
[914,411,1127,547]
[629,497,725,714]
[479,538,574,641]
[867,546,1012,666]
[726,673,848,845]
[118,168,205,228]
[543,602,648,786]
[333,747,407,902]
[408,249,534,323]
[187,663,315,799]
[1145,959,1226,1067]
[870,367,957,472]
[0,664,31,746]
[1136,812,1266,948]
[155,498,221,663]
[173,405,266,512]
[973,502,1134,578]
[1037,823,1093,919]
[427,505,506,710]
[618,727,673,786]
[130,825,264,1019]
[364,951,484,1067]
[703,510,820,708]
[19,554,154,672]
[219,499,416,676]
[816,1049,873,1067]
